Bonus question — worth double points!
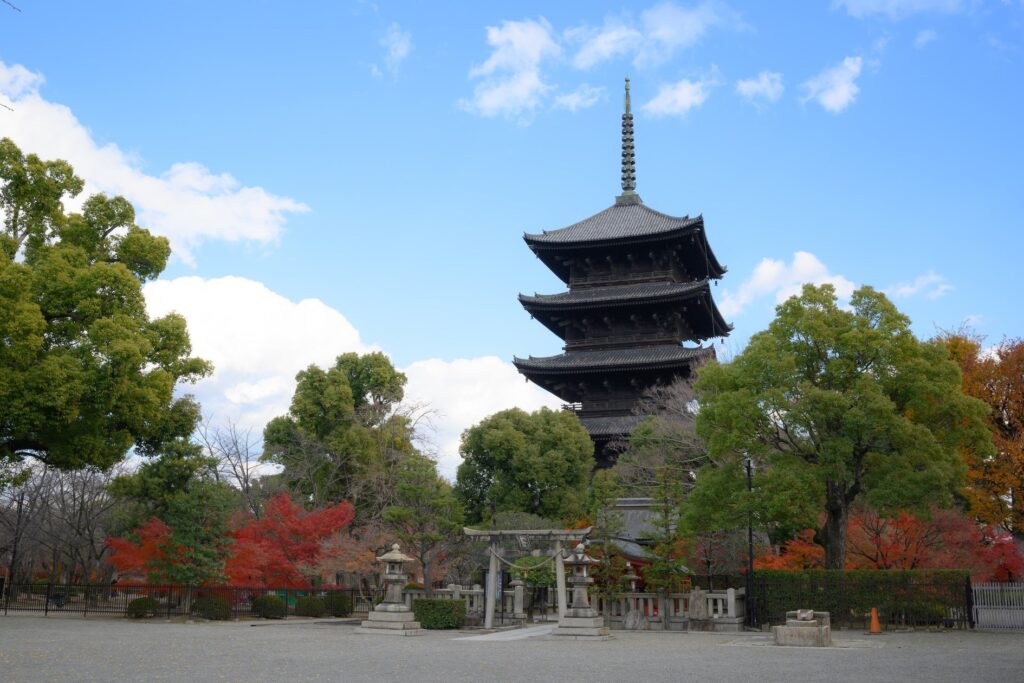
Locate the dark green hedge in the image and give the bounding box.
[193,595,232,620]
[295,596,326,617]
[126,596,160,618]
[754,569,971,629]
[413,598,466,629]
[252,594,286,619]
[323,592,353,617]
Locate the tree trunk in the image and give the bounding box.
[422,556,433,597]
[822,485,850,570]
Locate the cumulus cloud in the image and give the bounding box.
[144,276,375,430]
[642,75,716,117]
[801,56,864,113]
[567,1,746,69]
[144,276,562,480]
[735,71,784,104]
[884,271,952,300]
[458,18,560,120]
[554,84,604,111]
[0,61,308,265]
[719,251,856,318]
[373,23,412,77]
[915,29,938,47]
[833,0,965,20]
[404,357,562,479]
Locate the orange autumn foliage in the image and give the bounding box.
[941,334,1024,538]
[754,529,824,570]
[225,494,354,587]
[107,518,177,580]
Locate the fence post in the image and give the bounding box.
[166,586,173,620]
[44,583,51,616]
[83,585,88,618]
[965,577,975,629]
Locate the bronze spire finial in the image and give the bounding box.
[617,76,640,204]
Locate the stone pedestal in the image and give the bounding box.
[772,610,831,647]
[550,543,611,641]
[355,543,425,637]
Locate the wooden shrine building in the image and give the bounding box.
[513,78,731,467]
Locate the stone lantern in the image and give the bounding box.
[551,542,610,640]
[623,562,639,593]
[355,543,425,636]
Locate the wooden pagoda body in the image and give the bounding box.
[513,79,730,467]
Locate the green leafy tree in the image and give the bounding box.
[261,352,420,516]
[585,469,626,625]
[694,284,994,569]
[455,407,594,524]
[0,138,210,485]
[382,455,464,595]
[642,469,687,629]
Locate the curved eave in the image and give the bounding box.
[518,282,733,341]
[524,219,726,284]
[513,346,716,377]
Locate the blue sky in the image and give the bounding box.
[2,1,1022,476]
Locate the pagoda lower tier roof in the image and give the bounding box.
[578,414,645,438]
[524,201,701,246]
[513,345,714,375]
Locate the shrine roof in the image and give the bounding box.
[524,202,702,247]
[513,345,714,374]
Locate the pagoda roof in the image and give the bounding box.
[578,414,645,438]
[524,202,702,247]
[513,345,714,375]
[520,280,707,309]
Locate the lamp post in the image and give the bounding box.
[745,454,756,628]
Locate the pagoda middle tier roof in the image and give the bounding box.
[513,344,714,375]
[520,280,707,309]
[524,202,701,246]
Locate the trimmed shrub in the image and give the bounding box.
[295,596,326,617]
[323,592,353,617]
[413,598,466,629]
[252,594,286,619]
[193,595,232,621]
[126,596,160,618]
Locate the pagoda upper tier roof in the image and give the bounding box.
[525,201,700,245]
[513,344,714,375]
[523,200,726,284]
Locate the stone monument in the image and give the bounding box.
[355,543,425,636]
[550,543,612,640]
[773,609,832,647]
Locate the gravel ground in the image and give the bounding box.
[1,614,1022,683]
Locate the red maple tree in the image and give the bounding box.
[107,518,177,580]
[225,494,354,587]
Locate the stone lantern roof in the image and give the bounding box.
[376,543,414,564]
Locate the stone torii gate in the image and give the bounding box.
[463,527,592,630]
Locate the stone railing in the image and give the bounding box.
[401,584,488,613]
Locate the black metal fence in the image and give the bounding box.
[752,570,973,630]
[1,582,383,619]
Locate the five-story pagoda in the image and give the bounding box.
[514,78,731,467]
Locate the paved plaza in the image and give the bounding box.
[1,615,1021,683]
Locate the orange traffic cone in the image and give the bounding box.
[867,607,882,635]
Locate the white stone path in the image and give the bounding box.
[453,624,554,641]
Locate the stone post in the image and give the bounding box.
[510,579,525,620]
[484,540,498,629]
[355,543,425,636]
[554,539,567,619]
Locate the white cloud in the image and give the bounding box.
[833,0,965,19]
[719,251,856,318]
[404,357,562,479]
[914,29,938,47]
[377,23,412,77]
[554,84,604,111]
[884,271,952,300]
[144,276,562,481]
[567,2,746,70]
[568,21,643,69]
[801,56,864,113]
[144,276,375,430]
[0,61,308,265]
[638,1,739,66]
[735,71,784,104]
[459,18,560,120]
[642,76,715,117]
